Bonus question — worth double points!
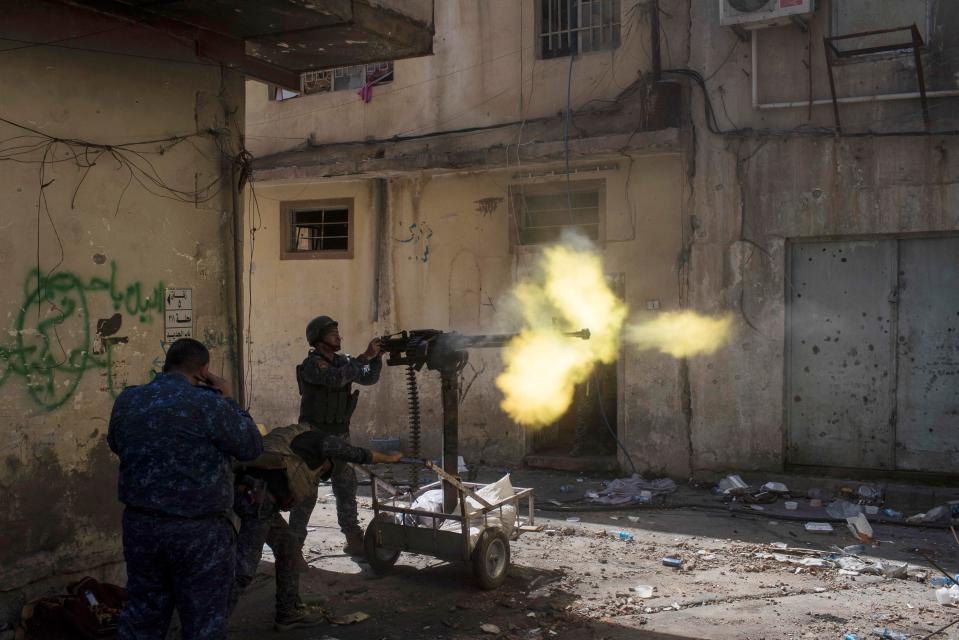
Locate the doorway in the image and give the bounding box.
[526,273,623,472]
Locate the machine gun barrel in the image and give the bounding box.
[454,328,591,349]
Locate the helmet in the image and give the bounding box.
[305,315,338,345]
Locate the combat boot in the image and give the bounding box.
[343,530,365,556]
[274,608,326,631]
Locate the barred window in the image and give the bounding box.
[510,181,603,246]
[280,199,354,260]
[539,0,622,59]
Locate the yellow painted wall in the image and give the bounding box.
[245,154,686,469]
[0,28,244,595]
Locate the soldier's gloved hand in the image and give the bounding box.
[363,338,383,360]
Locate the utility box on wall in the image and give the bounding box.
[719,0,814,29]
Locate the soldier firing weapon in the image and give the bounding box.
[377,328,590,511]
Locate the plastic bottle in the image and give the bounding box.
[930,575,959,588]
[617,531,635,542]
[881,508,903,519]
[872,628,908,640]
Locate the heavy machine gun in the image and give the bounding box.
[377,328,590,509]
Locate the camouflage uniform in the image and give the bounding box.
[293,351,381,544]
[229,431,373,618]
[107,373,262,640]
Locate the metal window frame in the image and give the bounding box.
[830,0,933,59]
[508,179,606,250]
[280,198,355,260]
[823,24,929,132]
[536,0,622,60]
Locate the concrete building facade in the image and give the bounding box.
[245,0,959,483]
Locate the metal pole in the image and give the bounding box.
[441,369,460,513]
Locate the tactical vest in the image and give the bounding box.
[296,364,359,432]
[242,422,319,509]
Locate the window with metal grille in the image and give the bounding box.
[280,199,353,260]
[510,181,602,246]
[539,0,621,59]
[269,62,394,100]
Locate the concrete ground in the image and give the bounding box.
[228,468,959,640]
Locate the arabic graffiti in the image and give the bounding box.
[0,262,165,410]
[396,222,433,263]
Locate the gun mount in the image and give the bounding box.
[378,328,590,509]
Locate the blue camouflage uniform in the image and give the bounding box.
[292,351,381,546]
[229,432,373,618]
[107,372,262,640]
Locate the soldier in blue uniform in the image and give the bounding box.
[292,316,382,557]
[229,425,401,630]
[107,338,262,640]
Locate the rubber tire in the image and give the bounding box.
[472,528,510,590]
[364,517,400,575]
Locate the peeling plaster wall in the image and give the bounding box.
[245,156,686,469]
[684,0,959,475]
[0,25,244,597]
[245,0,656,157]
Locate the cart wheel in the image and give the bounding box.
[364,517,400,575]
[472,528,510,590]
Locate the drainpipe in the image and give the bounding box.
[750,30,959,110]
[371,177,388,323]
[650,0,661,80]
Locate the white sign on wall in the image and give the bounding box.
[164,288,193,341]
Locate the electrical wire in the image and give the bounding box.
[595,372,638,475]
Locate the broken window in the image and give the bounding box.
[268,62,394,100]
[280,199,353,260]
[539,0,621,59]
[510,181,602,246]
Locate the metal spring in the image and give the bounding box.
[406,364,421,490]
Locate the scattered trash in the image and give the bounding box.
[565,517,580,523]
[935,584,959,605]
[929,575,959,588]
[718,475,749,494]
[481,623,501,634]
[749,505,765,511]
[631,585,654,598]
[761,481,789,493]
[871,627,908,639]
[847,513,875,544]
[844,634,859,640]
[858,485,883,504]
[907,505,948,524]
[784,501,798,510]
[805,522,834,533]
[662,556,683,568]
[328,611,369,625]
[865,505,879,515]
[616,531,635,542]
[881,508,903,520]
[827,500,864,519]
[559,484,575,493]
[627,516,640,523]
[842,544,866,555]
[587,474,677,505]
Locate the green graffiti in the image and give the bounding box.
[0,262,164,410]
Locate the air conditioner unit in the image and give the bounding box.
[719,0,814,29]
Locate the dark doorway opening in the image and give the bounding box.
[525,274,623,472]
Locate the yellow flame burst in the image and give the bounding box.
[496,245,626,427]
[626,311,733,358]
